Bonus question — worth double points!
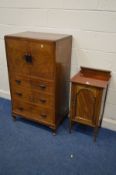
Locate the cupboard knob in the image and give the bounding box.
[40,44,44,48]
[86,81,90,85]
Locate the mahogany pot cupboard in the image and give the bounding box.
[70,67,111,141]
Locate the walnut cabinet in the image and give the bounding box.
[5,31,72,132]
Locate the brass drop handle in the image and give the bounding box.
[40,113,47,118]
[39,84,46,89]
[18,107,24,111]
[15,92,22,97]
[24,53,32,63]
[39,98,46,103]
[15,80,21,84]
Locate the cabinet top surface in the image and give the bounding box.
[5,31,72,41]
[71,67,111,88]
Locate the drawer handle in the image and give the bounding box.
[15,92,22,97]
[15,80,21,84]
[39,84,46,89]
[24,53,32,63]
[18,107,24,111]
[40,113,47,118]
[39,98,46,103]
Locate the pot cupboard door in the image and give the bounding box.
[73,85,97,126]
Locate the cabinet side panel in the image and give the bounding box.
[55,37,72,125]
[98,88,107,126]
[94,89,103,126]
[4,37,14,100]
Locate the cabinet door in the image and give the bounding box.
[72,85,97,126]
[5,38,29,75]
[28,40,55,80]
[5,38,55,80]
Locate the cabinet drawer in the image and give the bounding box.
[12,90,33,103]
[12,90,54,108]
[6,38,55,79]
[13,100,54,124]
[32,92,54,107]
[30,78,54,95]
[11,76,31,90]
[11,75,54,95]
